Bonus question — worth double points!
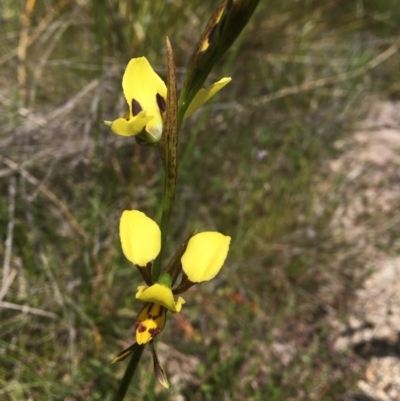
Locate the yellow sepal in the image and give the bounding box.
[181,232,231,282]
[119,210,161,267]
[183,77,232,119]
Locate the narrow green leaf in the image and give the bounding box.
[179,0,260,121]
[113,344,145,401]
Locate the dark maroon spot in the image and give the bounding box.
[148,328,161,338]
[136,322,146,333]
[132,99,142,116]
[156,94,166,113]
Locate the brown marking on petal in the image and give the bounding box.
[148,328,161,338]
[156,93,166,113]
[136,322,147,333]
[154,306,165,319]
[149,306,164,320]
[132,99,143,116]
[196,1,225,54]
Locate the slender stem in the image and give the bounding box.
[153,37,179,282]
[114,345,145,401]
[155,172,176,277]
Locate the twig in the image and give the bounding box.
[0,269,18,302]
[40,252,77,374]
[0,154,87,240]
[80,78,104,158]
[256,42,399,104]
[47,79,99,121]
[0,92,48,128]
[17,0,37,105]
[0,149,54,178]
[28,19,71,105]
[0,301,58,319]
[68,312,77,375]
[2,176,16,291]
[39,252,65,308]
[0,0,69,67]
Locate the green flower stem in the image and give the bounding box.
[153,37,179,282]
[114,344,145,401]
[154,174,176,279]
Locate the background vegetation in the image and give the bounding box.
[1,0,399,399]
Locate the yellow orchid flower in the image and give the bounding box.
[119,209,230,319]
[103,57,231,141]
[104,57,166,142]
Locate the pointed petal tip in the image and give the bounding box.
[159,376,171,389]
[183,77,232,119]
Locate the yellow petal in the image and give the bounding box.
[119,210,161,267]
[107,111,154,137]
[181,232,231,282]
[136,303,167,345]
[183,77,232,119]
[136,319,157,344]
[136,284,185,313]
[122,57,167,140]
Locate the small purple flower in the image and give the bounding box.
[257,150,268,160]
